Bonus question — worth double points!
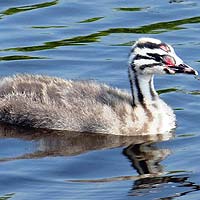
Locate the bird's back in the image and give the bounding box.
[0,74,133,134]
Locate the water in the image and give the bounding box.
[0,0,200,199]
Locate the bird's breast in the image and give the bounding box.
[119,99,175,136]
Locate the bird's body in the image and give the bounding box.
[0,38,197,135]
[0,74,175,135]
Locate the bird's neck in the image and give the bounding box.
[128,67,158,107]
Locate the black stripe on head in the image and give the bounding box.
[130,54,153,70]
[134,54,152,60]
[130,62,136,70]
[140,63,161,70]
[147,53,164,63]
[137,42,160,50]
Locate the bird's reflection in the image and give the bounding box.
[0,122,173,161]
[123,142,170,175]
[0,122,199,199]
[123,142,200,198]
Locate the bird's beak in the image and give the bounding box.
[169,63,198,75]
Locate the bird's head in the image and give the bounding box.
[129,38,198,76]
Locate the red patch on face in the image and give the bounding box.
[163,55,175,66]
[159,44,170,52]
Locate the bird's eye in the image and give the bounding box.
[163,55,175,66]
[159,44,170,52]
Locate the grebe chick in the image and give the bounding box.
[0,38,197,135]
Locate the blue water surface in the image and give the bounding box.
[0,0,200,199]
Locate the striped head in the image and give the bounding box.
[129,38,198,75]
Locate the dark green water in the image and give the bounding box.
[0,0,200,199]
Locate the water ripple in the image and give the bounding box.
[2,16,200,52]
[0,0,58,20]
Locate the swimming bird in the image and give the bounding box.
[0,38,197,135]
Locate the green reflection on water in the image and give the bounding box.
[115,7,149,12]
[32,25,67,29]
[79,17,104,23]
[0,55,45,61]
[0,193,15,200]
[167,170,191,174]
[157,88,179,95]
[174,108,184,111]
[177,133,196,137]
[188,90,200,95]
[157,88,200,95]
[0,0,58,16]
[3,16,200,52]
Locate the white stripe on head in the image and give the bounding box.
[137,37,161,44]
[134,47,166,57]
[134,59,159,66]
